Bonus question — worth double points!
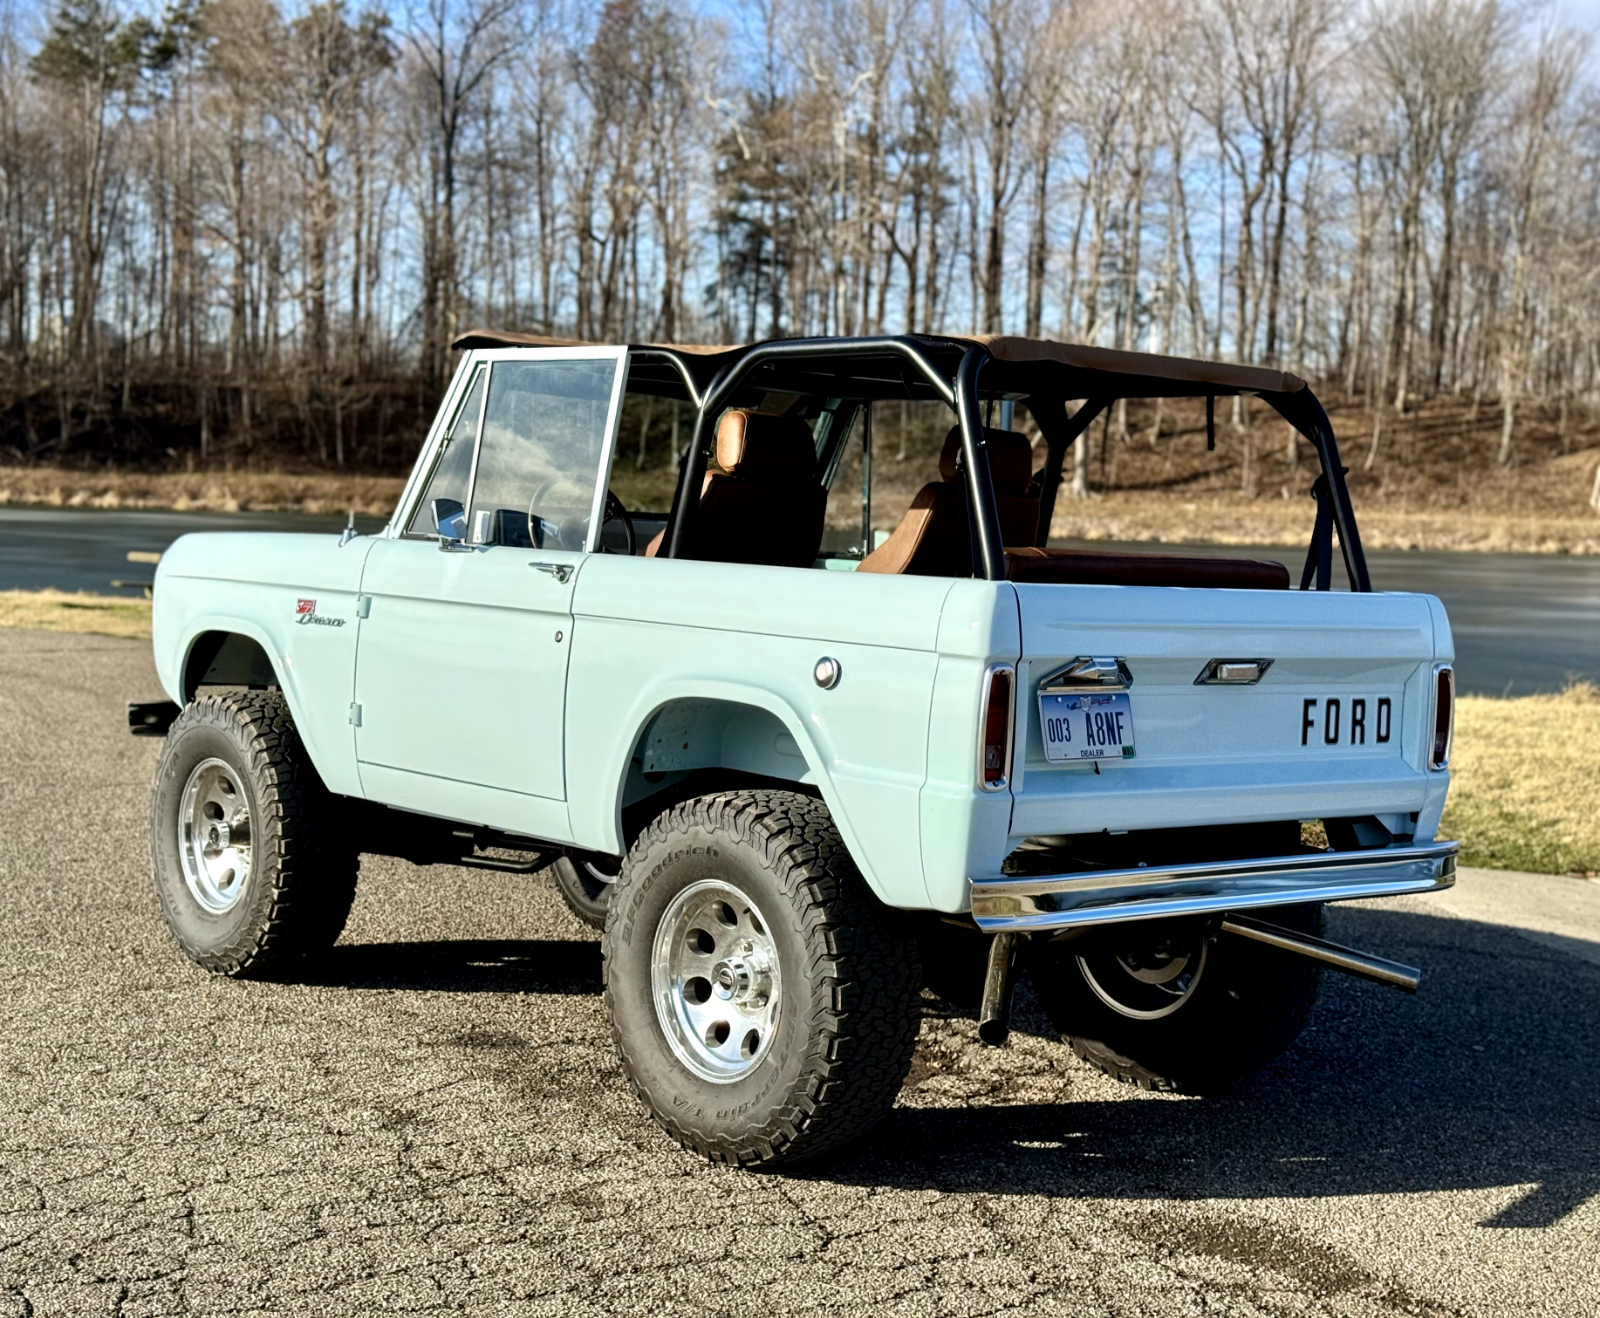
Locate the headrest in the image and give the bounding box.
[939,427,1034,495]
[714,410,817,484]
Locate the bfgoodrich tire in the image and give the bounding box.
[603,790,922,1166]
[1029,904,1325,1093]
[151,691,358,977]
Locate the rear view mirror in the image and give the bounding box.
[431,497,467,542]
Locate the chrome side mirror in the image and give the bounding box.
[431,497,469,550]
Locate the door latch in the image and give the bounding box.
[528,561,572,583]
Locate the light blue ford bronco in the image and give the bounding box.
[136,333,1458,1166]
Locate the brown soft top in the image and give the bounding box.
[951,335,1305,394]
[451,329,741,356]
[451,328,1305,395]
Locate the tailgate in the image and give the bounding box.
[1009,583,1449,839]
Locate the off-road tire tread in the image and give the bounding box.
[1032,903,1325,1094]
[603,789,921,1167]
[152,691,357,977]
[552,854,610,930]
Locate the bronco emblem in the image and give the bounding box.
[294,598,345,627]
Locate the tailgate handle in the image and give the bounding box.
[1040,656,1132,692]
[1195,657,1275,685]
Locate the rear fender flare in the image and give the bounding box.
[587,683,893,905]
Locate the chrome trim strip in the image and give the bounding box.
[977,663,1017,792]
[969,840,1458,931]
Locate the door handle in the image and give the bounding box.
[529,561,572,583]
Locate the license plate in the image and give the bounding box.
[1039,692,1136,761]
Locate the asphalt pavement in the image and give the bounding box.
[0,628,1596,1316]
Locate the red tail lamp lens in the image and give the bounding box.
[1430,666,1455,769]
[982,667,1015,788]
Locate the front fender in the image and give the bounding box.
[152,533,370,799]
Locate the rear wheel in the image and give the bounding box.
[151,691,357,977]
[552,850,620,930]
[1029,904,1324,1092]
[602,790,921,1166]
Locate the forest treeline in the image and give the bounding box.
[0,0,1597,480]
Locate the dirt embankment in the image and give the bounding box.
[830,392,1600,555]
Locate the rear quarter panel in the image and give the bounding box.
[565,556,959,907]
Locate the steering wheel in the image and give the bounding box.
[600,489,636,555]
[525,482,635,554]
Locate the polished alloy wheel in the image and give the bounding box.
[177,757,253,914]
[1078,931,1208,1020]
[650,878,781,1083]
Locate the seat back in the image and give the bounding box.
[859,427,1038,576]
[655,410,825,569]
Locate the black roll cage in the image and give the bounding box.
[645,335,1371,593]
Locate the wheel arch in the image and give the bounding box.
[172,624,350,797]
[574,687,898,906]
[182,629,281,701]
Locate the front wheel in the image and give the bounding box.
[151,691,358,977]
[1029,904,1325,1093]
[602,790,922,1166]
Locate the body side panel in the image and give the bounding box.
[566,556,954,907]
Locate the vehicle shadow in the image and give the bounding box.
[819,905,1600,1228]
[292,937,602,995]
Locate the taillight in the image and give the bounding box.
[979,665,1016,790]
[1430,664,1455,770]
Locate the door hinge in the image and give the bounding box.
[356,594,372,618]
[348,702,362,727]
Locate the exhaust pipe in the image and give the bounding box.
[1220,913,1421,993]
[978,932,1020,1045]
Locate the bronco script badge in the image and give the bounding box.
[295,598,346,627]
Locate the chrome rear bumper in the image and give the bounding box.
[969,840,1458,932]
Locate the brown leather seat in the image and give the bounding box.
[1004,546,1290,589]
[643,410,826,568]
[858,428,1039,576]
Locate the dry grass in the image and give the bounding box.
[0,467,407,517]
[1037,492,1600,555]
[0,589,1589,876]
[1442,684,1600,876]
[0,589,152,640]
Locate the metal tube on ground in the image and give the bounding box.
[1220,914,1421,993]
[978,932,1020,1045]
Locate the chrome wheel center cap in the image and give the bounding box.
[712,957,763,1002]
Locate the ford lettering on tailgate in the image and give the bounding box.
[1301,696,1392,747]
